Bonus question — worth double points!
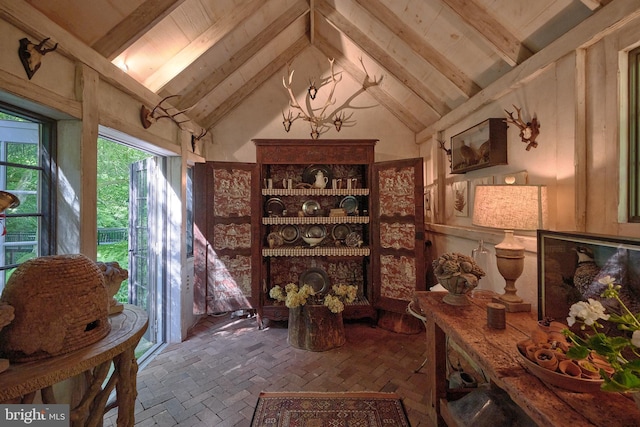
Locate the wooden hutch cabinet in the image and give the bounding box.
[194,139,425,329]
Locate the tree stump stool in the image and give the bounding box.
[288,305,345,351]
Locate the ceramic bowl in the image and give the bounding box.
[302,236,324,247]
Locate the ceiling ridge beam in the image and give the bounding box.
[315,0,450,116]
[172,2,310,110]
[202,36,310,129]
[143,0,265,92]
[314,37,427,133]
[439,0,533,66]
[92,0,186,60]
[354,0,481,98]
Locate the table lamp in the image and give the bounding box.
[472,184,547,312]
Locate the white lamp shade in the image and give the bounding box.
[472,185,548,231]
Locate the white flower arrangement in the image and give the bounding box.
[269,282,358,314]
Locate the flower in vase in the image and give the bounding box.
[269,282,358,314]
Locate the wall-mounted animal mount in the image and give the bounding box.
[191,128,208,152]
[140,95,190,129]
[504,105,540,151]
[18,37,58,80]
[437,139,452,167]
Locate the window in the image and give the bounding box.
[0,103,56,290]
[629,46,640,222]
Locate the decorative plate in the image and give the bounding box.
[331,224,351,241]
[302,224,327,238]
[345,232,363,248]
[517,347,603,393]
[302,165,333,188]
[265,198,286,217]
[302,200,321,216]
[339,196,358,215]
[279,224,299,243]
[299,267,330,294]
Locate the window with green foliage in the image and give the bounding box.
[630,46,640,222]
[0,103,56,290]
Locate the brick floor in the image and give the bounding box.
[104,313,432,426]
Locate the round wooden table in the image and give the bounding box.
[0,305,148,427]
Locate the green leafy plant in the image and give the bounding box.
[563,275,640,392]
[269,283,357,314]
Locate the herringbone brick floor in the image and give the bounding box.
[104,313,431,426]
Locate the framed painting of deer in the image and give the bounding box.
[450,118,507,174]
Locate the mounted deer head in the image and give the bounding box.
[18,37,58,80]
[190,128,208,152]
[140,95,191,129]
[504,105,540,150]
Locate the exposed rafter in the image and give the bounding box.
[166,2,310,111]
[201,37,310,130]
[440,0,533,66]
[92,0,186,60]
[316,38,429,133]
[354,0,481,99]
[316,0,450,117]
[143,0,264,92]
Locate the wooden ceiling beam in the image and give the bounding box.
[92,0,186,60]
[143,0,264,92]
[315,0,450,117]
[315,36,427,134]
[170,2,309,110]
[354,0,481,99]
[439,0,533,66]
[202,37,310,129]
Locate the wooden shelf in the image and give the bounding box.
[263,216,369,225]
[262,188,369,196]
[262,247,370,257]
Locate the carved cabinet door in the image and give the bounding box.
[372,158,425,313]
[194,161,260,314]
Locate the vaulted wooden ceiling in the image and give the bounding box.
[25,0,610,133]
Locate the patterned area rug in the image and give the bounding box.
[250,391,411,427]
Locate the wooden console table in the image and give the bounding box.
[0,305,148,427]
[414,291,640,427]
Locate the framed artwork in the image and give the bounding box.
[537,230,640,326]
[450,118,507,174]
[452,181,468,217]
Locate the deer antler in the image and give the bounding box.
[33,38,58,55]
[359,57,382,89]
[504,104,540,150]
[140,95,191,129]
[318,58,342,119]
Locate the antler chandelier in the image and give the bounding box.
[282,58,381,139]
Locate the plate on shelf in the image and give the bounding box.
[302,199,322,216]
[339,196,358,215]
[265,198,286,217]
[302,165,333,188]
[299,267,330,294]
[302,224,327,238]
[279,224,299,243]
[331,224,351,241]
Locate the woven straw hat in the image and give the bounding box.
[0,254,111,362]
